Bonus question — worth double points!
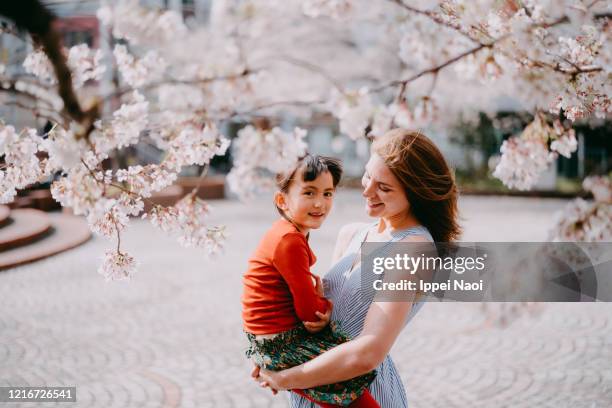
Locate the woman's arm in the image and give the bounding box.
[260,299,414,390]
[258,235,433,391]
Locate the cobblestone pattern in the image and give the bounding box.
[1,193,610,407]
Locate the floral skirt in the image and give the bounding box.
[245,322,376,406]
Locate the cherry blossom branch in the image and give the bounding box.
[374,3,603,94]
[388,0,479,43]
[79,158,157,208]
[223,98,327,120]
[100,68,260,102]
[191,164,210,196]
[0,0,99,140]
[274,54,346,94]
[374,41,492,92]
[115,220,121,253]
[0,79,62,108]
[3,100,64,124]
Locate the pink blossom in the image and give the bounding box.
[98,250,138,281]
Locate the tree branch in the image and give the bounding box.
[388,0,480,43]
[0,0,98,139]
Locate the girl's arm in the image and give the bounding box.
[273,232,329,322]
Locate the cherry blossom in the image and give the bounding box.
[327,88,374,141]
[2,0,611,282]
[92,91,148,154]
[87,199,130,238]
[23,44,104,88]
[227,125,308,200]
[493,136,555,191]
[302,0,352,20]
[40,126,89,173]
[97,0,186,45]
[113,44,166,88]
[98,249,138,281]
[115,164,178,198]
[167,123,230,169]
[173,193,226,254]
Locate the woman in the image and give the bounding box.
[254,129,461,407]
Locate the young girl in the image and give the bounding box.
[242,155,379,407]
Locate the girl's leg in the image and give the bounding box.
[292,389,380,408]
[292,390,338,408]
[347,390,379,407]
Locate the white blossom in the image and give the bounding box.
[550,198,612,242]
[227,166,277,201]
[23,49,54,83]
[115,164,178,198]
[328,88,374,140]
[227,125,308,200]
[0,125,44,203]
[493,137,555,191]
[113,44,166,88]
[144,205,180,233]
[40,126,89,173]
[98,250,138,281]
[583,176,612,203]
[67,44,106,87]
[167,123,230,169]
[173,193,226,254]
[97,0,186,45]
[87,199,130,238]
[50,166,105,216]
[302,0,352,20]
[93,91,148,154]
[550,130,577,159]
[24,45,104,87]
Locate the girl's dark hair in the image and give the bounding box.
[275,154,343,217]
[372,129,461,243]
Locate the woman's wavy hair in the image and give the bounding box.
[371,129,461,243]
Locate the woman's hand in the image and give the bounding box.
[257,367,288,392]
[251,364,279,395]
[303,300,333,333]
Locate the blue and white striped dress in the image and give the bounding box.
[289,223,433,408]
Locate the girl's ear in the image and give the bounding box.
[274,191,288,210]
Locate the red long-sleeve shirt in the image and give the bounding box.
[242,218,329,335]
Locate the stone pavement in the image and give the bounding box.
[1,191,611,407]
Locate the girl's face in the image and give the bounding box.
[361,153,410,220]
[276,170,335,234]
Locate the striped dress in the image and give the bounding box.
[289,223,433,408]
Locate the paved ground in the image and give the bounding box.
[1,191,611,407]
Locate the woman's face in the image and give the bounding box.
[361,153,410,219]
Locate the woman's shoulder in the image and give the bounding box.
[337,222,369,244]
[331,223,369,264]
[396,225,434,243]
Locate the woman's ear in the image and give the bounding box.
[274,192,288,211]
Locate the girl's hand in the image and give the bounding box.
[303,300,333,333]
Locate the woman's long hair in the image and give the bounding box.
[372,129,461,243]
